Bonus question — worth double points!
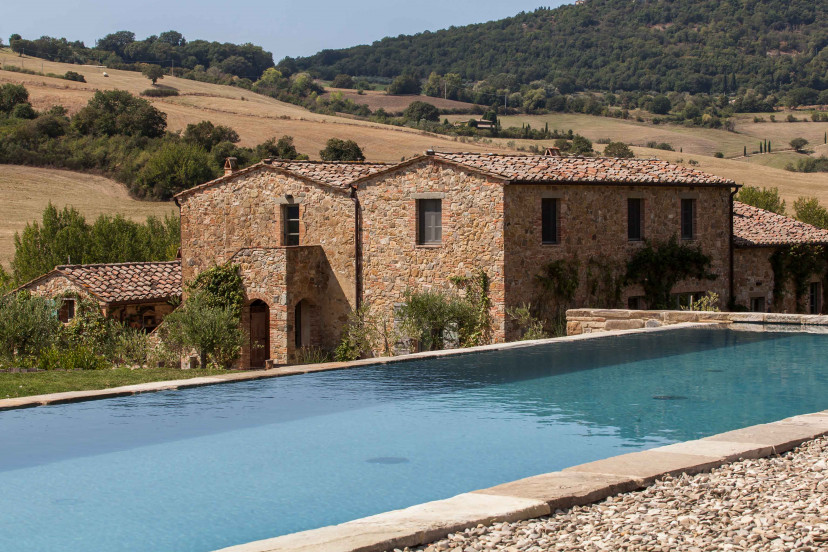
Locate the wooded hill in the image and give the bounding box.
[294,0,827,95]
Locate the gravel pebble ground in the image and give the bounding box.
[399,437,828,552]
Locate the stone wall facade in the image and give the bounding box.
[178,167,358,366]
[503,184,733,339]
[25,273,96,304]
[358,160,508,342]
[178,165,356,303]
[734,246,825,314]
[232,246,347,365]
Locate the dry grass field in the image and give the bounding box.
[626,146,828,206]
[0,50,501,161]
[323,89,476,113]
[0,165,175,267]
[1,48,827,262]
[493,111,828,159]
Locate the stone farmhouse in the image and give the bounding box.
[173,151,828,367]
[15,151,828,368]
[16,261,181,330]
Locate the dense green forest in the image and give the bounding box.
[293,0,826,96]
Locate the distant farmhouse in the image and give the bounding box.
[19,151,828,367]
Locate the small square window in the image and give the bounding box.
[417,199,442,245]
[58,298,75,323]
[628,198,643,241]
[542,198,559,244]
[628,296,644,310]
[283,204,300,246]
[681,198,696,240]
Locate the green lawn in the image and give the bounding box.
[0,367,233,400]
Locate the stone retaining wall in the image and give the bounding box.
[566,308,828,335]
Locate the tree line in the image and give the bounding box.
[291,0,826,97]
[8,30,274,82]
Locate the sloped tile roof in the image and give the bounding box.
[433,152,736,186]
[56,261,182,304]
[174,160,390,199]
[733,201,828,247]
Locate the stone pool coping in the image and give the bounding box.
[0,321,709,412]
[216,410,828,552]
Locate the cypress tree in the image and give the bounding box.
[744,145,747,156]
[760,142,763,153]
[767,140,771,152]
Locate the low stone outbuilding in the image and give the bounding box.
[733,201,828,313]
[17,261,181,330]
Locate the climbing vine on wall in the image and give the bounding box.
[626,236,716,309]
[585,258,626,309]
[769,245,826,313]
[186,263,245,317]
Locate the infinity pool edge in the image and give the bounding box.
[0,321,711,412]
[215,410,828,552]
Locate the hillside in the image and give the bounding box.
[0,49,503,161]
[0,165,175,266]
[294,0,827,95]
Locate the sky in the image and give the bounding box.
[5,0,568,60]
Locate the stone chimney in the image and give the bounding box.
[544,147,561,157]
[223,157,238,176]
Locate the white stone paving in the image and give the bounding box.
[402,437,828,552]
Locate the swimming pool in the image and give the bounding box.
[1,327,826,552]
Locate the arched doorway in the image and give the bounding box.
[249,300,270,368]
[294,299,312,349]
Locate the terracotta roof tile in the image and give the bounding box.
[733,201,828,246]
[433,152,736,186]
[56,261,182,304]
[267,160,389,188]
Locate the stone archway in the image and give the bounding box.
[249,300,270,368]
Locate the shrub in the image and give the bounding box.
[136,141,216,199]
[37,344,107,371]
[140,88,179,97]
[645,141,675,151]
[295,346,331,365]
[714,151,724,158]
[11,102,36,119]
[0,292,61,363]
[736,186,786,214]
[602,141,634,158]
[0,83,29,113]
[790,137,808,153]
[387,74,421,95]
[681,291,720,312]
[403,101,440,122]
[64,71,86,82]
[507,304,547,340]
[330,74,354,89]
[160,291,245,369]
[319,138,365,161]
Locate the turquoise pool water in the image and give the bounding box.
[1,327,826,552]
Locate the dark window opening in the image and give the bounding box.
[417,199,442,245]
[294,301,302,348]
[628,198,643,241]
[681,199,696,240]
[284,204,300,246]
[542,198,559,244]
[750,296,766,313]
[627,296,644,310]
[809,282,821,314]
[58,298,75,323]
